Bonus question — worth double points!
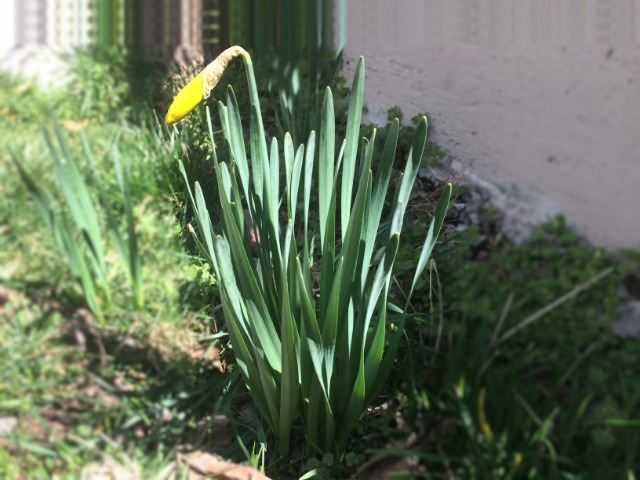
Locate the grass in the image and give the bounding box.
[0,50,638,479]
[0,52,221,477]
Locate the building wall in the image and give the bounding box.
[0,0,17,52]
[343,0,640,250]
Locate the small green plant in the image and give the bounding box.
[376,219,640,478]
[359,107,447,171]
[12,123,144,323]
[166,46,452,457]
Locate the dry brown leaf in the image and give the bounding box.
[62,119,89,131]
[178,451,271,480]
[114,373,136,393]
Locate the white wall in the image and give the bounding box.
[0,0,93,54]
[0,0,16,53]
[343,0,640,250]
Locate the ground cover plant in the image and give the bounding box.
[355,217,640,479]
[0,54,224,478]
[0,46,638,479]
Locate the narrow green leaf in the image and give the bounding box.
[404,183,452,309]
[318,87,335,251]
[11,150,56,231]
[194,182,217,260]
[390,116,428,234]
[284,132,295,212]
[45,126,105,275]
[337,347,365,452]
[111,145,143,308]
[361,120,399,287]
[303,130,316,266]
[250,103,266,205]
[225,87,250,200]
[278,267,299,456]
[214,236,280,429]
[340,57,365,233]
[290,143,304,226]
[218,101,231,145]
[217,176,283,376]
[267,136,280,238]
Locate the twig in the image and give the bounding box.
[489,292,514,350]
[514,390,543,427]
[431,261,445,360]
[497,267,614,345]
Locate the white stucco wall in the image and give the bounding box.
[0,0,16,53]
[343,0,640,250]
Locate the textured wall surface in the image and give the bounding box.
[344,0,640,250]
[0,0,16,52]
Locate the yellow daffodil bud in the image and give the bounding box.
[165,46,249,125]
[165,71,205,125]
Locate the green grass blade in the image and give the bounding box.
[218,101,231,145]
[296,256,320,385]
[11,150,56,231]
[362,234,400,398]
[44,127,105,276]
[58,219,104,320]
[404,183,452,308]
[296,256,332,415]
[112,145,143,308]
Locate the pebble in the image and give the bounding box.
[613,301,640,338]
[0,416,17,435]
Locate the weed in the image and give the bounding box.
[368,217,640,478]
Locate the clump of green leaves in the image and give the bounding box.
[10,117,192,327]
[12,125,143,323]
[376,218,639,478]
[359,106,447,170]
[175,53,451,457]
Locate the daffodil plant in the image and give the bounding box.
[167,46,452,457]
